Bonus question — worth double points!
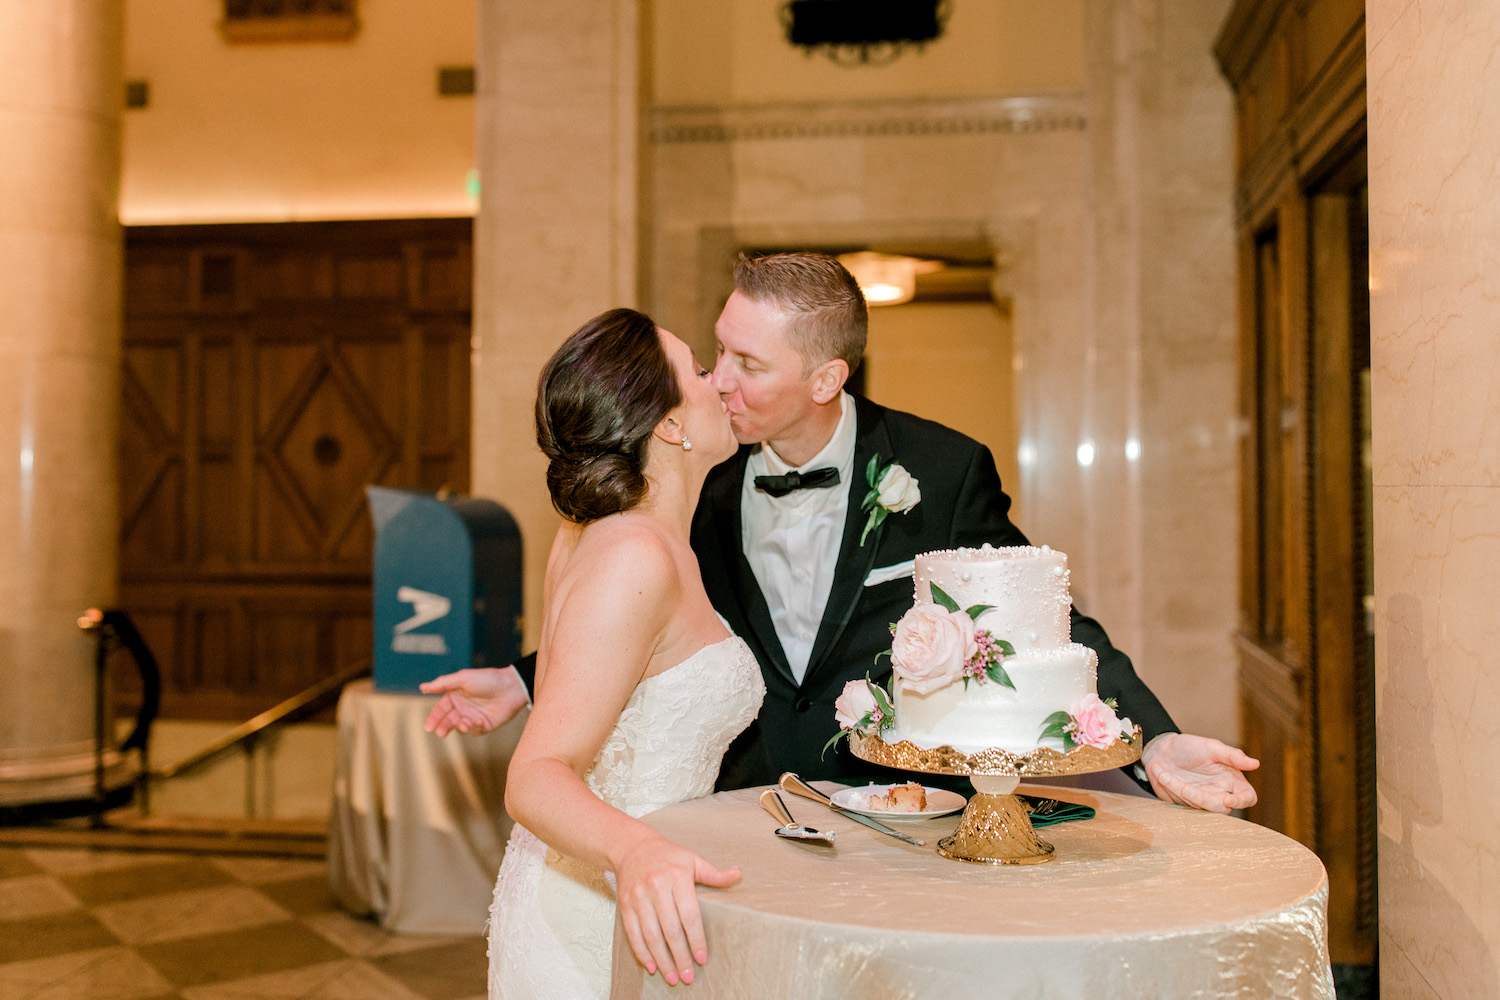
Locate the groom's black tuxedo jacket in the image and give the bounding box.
[692,396,1178,790]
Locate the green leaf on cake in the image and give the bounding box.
[995,638,1016,656]
[1040,711,1078,752]
[985,661,1016,690]
[867,677,895,722]
[820,730,847,757]
[964,603,994,620]
[928,582,960,613]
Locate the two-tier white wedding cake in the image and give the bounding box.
[887,544,1102,754]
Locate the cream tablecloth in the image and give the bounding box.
[612,783,1333,999]
[327,678,527,934]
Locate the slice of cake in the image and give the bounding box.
[880,781,928,812]
[851,782,928,812]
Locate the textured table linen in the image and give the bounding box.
[612,783,1333,999]
[327,678,527,933]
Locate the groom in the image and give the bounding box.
[693,252,1255,809]
[425,252,1257,813]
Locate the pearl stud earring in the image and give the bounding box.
[681,435,693,452]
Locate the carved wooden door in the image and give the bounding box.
[120,220,472,718]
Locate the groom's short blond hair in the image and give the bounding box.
[733,251,867,377]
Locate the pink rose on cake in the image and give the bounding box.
[834,680,879,730]
[1071,694,1128,749]
[890,604,977,694]
[1041,694,1137,751]
[825,676,896,755]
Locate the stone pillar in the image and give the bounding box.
[1368,3,1500,996]
[471,0,646,648]
[1081,0,1238,741]
[0,2,126,805]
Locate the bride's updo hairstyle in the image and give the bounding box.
[535,308,683,523]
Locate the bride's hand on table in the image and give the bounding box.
[614,833,742,987]
[1142,732,1260,814]
[420,666,530,737]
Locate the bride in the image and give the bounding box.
[431,308,763,998]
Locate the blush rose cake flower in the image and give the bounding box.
[824,676,896,755]
[834,680,879,730]
[890,604,976,694]
[1041,693,1137,751]
[888,583,1018,694]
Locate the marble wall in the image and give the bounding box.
[1081,0,1239,740]
[1368,2,1500,995]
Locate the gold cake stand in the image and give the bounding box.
[849,728,1142,865]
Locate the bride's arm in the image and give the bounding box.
[503,528,739,987]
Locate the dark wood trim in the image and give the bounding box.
[1233,634,1303,733]
[1215,0,1286,86]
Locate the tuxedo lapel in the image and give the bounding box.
[802,398,894,690]
[705,448,795,685]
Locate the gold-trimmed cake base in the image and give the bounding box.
[848,728,1143,776]
[937,791,1055,865]
[850,729,1142,865]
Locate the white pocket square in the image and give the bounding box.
[863,559,915,587]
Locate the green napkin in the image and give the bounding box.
[1018,794,1095,827]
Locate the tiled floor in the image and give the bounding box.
[0,845,487,1000]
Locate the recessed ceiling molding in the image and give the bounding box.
[652,95,1086,145]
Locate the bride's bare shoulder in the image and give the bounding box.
[550,514,680,591]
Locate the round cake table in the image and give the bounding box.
[610,783,1333,999]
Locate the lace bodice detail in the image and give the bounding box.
[584,635,763,817]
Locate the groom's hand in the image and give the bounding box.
[420,666,530,736]
[1141,732,1259,814]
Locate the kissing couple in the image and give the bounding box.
[424,252,1261,997]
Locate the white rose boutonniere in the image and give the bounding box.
[860,455,920,546]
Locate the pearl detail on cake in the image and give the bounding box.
[960,572,972,582]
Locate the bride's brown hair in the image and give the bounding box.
[535,308,682,523]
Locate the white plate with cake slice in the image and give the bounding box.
[831,782,967,821]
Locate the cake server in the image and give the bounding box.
[779,773,927,848]
[759,789,835,845]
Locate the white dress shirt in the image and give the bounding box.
[741,392,857,683]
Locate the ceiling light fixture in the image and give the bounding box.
[837,251,943,307]
[782,0,950,67]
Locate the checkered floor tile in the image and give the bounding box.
[0,845,487,1000]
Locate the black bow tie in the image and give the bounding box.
[753,467,841,498]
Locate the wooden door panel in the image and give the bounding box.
[1219,1,1374,967]
[121,219,472,720]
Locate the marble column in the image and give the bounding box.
[0,2,126,805]
[1368,3,1500,996]
[1081,0,1238,741]
[471,0,646,648]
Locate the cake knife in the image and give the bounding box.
[778,773,927,848]
[759,789,836,845]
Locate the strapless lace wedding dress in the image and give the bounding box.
[486,636,764,999]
